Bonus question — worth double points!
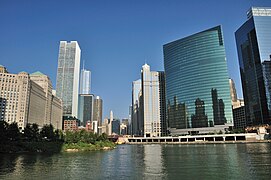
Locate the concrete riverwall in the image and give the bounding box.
[126,133,261,144]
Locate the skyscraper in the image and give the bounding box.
[163,25,233,135]
[56,41,81,117]
[93,96,103,127]
[131,79,143,135]
[235,7,271,126]
[141,64,166,137]
[229,78,238,103]
[229,78,244,109]
[80,68,91,94]
[78,94,94,126]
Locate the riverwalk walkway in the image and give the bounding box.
[126,133,262,144]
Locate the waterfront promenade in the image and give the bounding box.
[126,133,270,144]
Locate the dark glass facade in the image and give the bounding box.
[78,94,94,126]
[235,8,271,126]
[158,71,167,136]
[233,106,246,129]
[163,26,233,131]
[112,119,120,135]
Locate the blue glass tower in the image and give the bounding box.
[163,25,233,134]
[235,7,271,126]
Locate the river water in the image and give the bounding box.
[0,143,271,180]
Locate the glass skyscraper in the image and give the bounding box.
[78,94,94,126]
[56,41,81,117]
[163,26,233,134]
[132,79,143,136]
[235,7,271,126]
[80,68,91,94]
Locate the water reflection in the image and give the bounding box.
[143,144,166,179]
[0,143,270,179]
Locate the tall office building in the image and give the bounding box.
[131,79,143,135]
[93,96,103,127]
[163,25,233,135]
[235,7,271,126]
[78,94,94,126]
[229,78,245,109]
[56,41,81,117]
[141,64,166,137]
[229,78,238,103]
[79,68,91,94]
[112,119,120,135]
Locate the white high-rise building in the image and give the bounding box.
[56,41,81,117]
[141,64,163,137]
[80,68,91,94]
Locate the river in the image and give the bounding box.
[0,143,271,179]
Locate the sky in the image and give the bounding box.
[1,0,271,120]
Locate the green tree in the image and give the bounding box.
[6,122,20,141]
[98,133,108,141]
[23,123,40,141]
[40,124,55,141]
[0,121,9,142]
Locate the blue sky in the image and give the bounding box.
[1,0,271,119]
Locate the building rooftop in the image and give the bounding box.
[31,71,45,76]
[247,7,271,19]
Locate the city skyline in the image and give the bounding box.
[1,1,271,119]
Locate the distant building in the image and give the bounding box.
[233,106,246,129]
[85,121,93,132]
[63,116,79,131]
[100,118,109,134]
[0,66,62,130]
[128,105,132,135]
[0,65,8,73]
[93,96,103,127]
[78,94,94,126]
[163,25,233,135]
[112,119,120,135]
[229,78,244,109]
[108,110,113,135]
[56,41,81,117]
[92,121,98,134]
[235,7,271,126]
[120,119,129,135]
[131,79,143,136]
[229,78,238,102]
[80,68,91,94]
